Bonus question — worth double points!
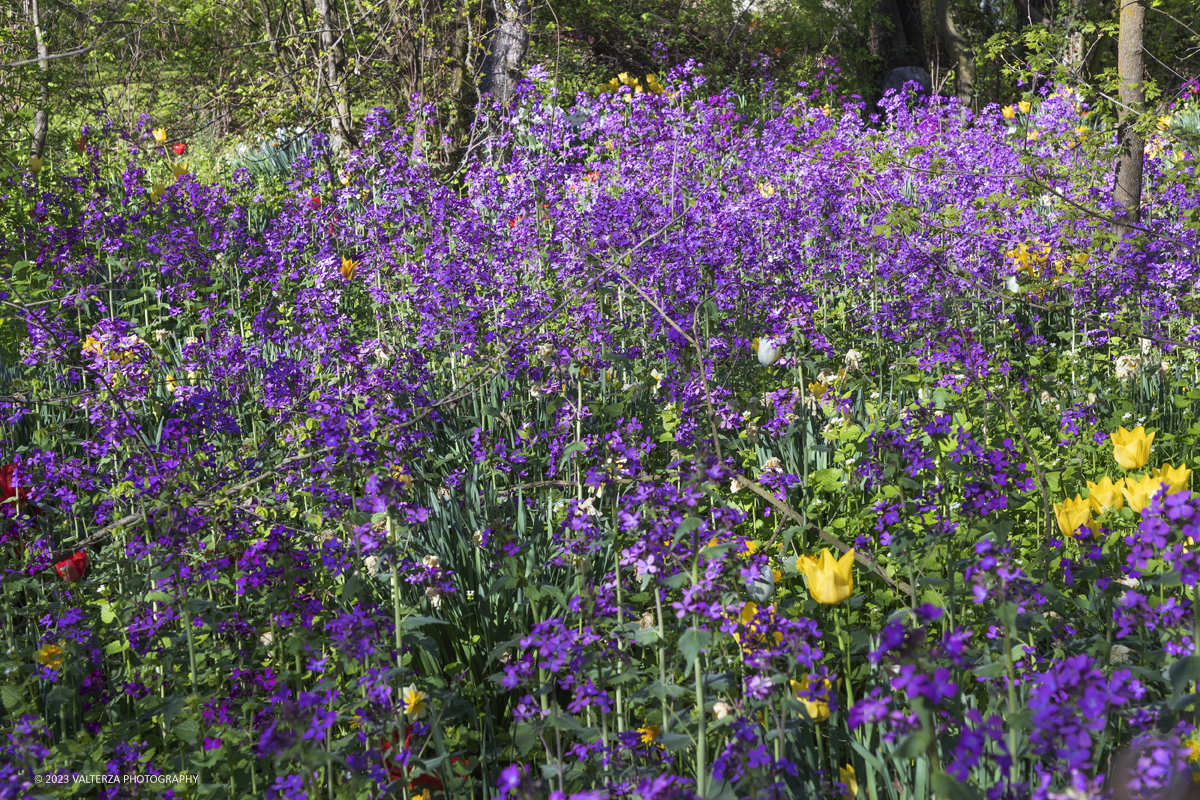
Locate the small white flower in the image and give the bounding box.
[712,701,734,720]
[1109,644,1134,665]
[730,477,743,494]
[1005,275,1020,293]
[760,457,783,473]
[844,349,863,370]
[1115,354,1141,382]
[153,329,172,343]
[422,554,440,569]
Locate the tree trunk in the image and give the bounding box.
[894,0,927,67]
[260,0,281,58]
[478,0,531,109]
[28,0,49,158]
[934,0,973,105]
[315,0,354,151]
[1113,0,1145,229]
[871,0,910,69]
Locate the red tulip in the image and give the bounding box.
[309,196,322,209]
[55,550,87,582]
[379,725,447,789]
[173,143,187,156]
[0,464,27,504]
[75,138,86,152]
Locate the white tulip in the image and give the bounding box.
[757,338,781,366]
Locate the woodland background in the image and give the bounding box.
[1,0,1198,168]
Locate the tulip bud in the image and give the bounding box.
[756,337,782,366]
[746,565,774,603]
[28,156,42,175]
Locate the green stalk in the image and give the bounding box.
[1003,624,1019,775]
[655,587,670,734]
[389,515,402,669]
[615,548,625,733]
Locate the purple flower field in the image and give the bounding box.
[4,68,1200,799]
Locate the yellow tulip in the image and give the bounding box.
[798,549,854,605]
[1158,116,1171,131]
[840,765,859,799]
[1002,105,1016,120]
[808,382,829,400]
[1054,494,1092,537]
[1018,100,1031,114]
[1122,473,1167,513]
[1153,463,1191,495]
[33,642,64,669]
[341,257,359,280]
[153,128,167,142]
[1026,129,1040,142]
[1112,426,1155,470]
[172,162,190,179]
[150,182,166,203]
[1086,477,1125,514]
[757,181,776,198]
[789,676,831,722]
[28,156,42,175]
[1074,253,1090,267]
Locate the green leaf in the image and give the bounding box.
[932,772,984,800]
[657,732,692,752]
[678,628,711,664]
[633,627,660,646]
[1,685,23,711]
[1169,656,1200,698]
[173,718,200,743]
[672,516,702,543]
[558,441,587,470]
[401,616,449,630]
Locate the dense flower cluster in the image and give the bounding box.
[2,62,1199,798]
